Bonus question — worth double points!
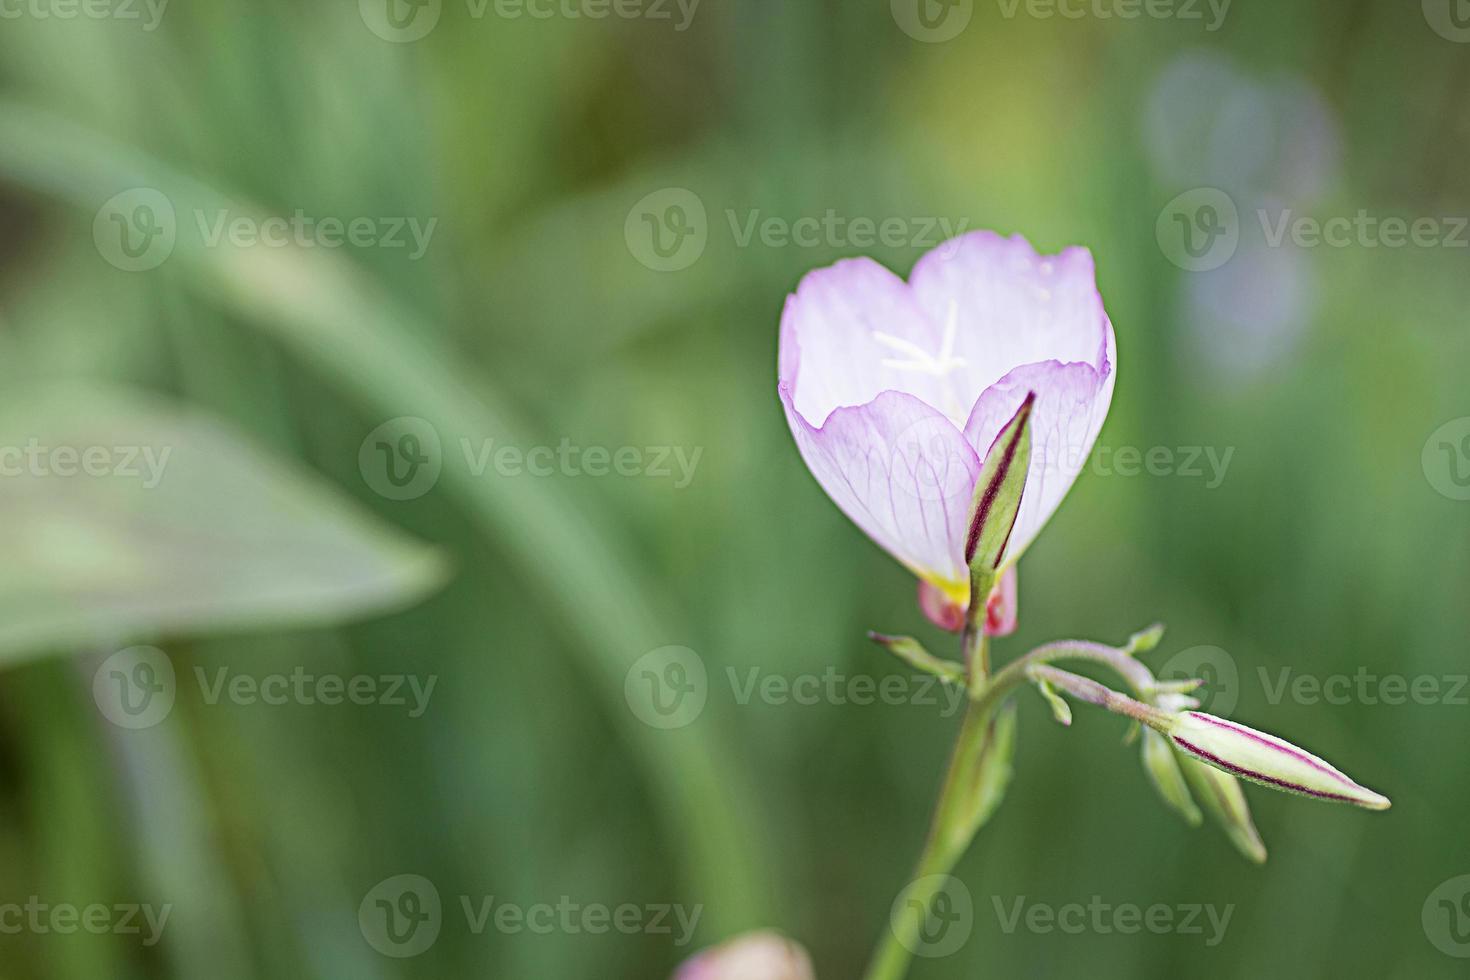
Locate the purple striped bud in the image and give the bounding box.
[1164,712,1390,811]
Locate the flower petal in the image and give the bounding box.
[984,564,1018,636]
[779,257,964,428]
[909,232,1113,394]
[780,388,979,588]
[778,232,1116,582]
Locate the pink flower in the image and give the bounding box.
[778,232,1116,623]
[674,931,815,980]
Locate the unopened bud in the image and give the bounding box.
[917,566,1018,637]
[1164,712,1390,811]
[674,931,814,980]
[1179,755,1268,864]
[1141,728,1201,827]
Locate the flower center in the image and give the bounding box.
[872,301,971,426]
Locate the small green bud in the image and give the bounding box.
[1032,675,1073,727]
[1141,728,1202,827]
[1180,756,1268,864]
[868,633,967,686]
[1126,623,1166,655]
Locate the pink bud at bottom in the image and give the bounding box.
[674,930,815,980]
[917,566,1018,636]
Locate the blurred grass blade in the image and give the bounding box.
[0,101,774,931]
[0,384,447,665]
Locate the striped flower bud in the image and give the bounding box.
[1163,711,1390,811]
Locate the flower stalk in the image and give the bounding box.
[771,231,1389,980]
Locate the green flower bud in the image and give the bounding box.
[1141,727,1202,827]
[1180,755,1268,864]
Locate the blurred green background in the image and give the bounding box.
[0,1,1467,978]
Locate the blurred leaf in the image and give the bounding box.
[0,384,447,664]
[0,104,776,933]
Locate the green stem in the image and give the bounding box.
[861,706,997,980]
[862,633,995,980]
[861,628,1162,980]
